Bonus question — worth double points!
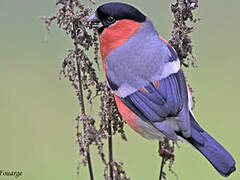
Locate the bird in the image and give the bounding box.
[88,2,236,177]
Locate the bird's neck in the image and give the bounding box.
[99,20,143,71]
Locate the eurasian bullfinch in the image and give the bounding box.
[89,2,236,177]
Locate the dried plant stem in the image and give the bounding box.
[86,134,94,179]
[108,118,114,179]
[42,0,129,179]
[159,156,165,180]
[158,141,165,180]
[75,42,94,180]
[158,139,175,180]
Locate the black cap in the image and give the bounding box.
[97,2,146,23]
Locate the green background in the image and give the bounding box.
[0,0,239,179]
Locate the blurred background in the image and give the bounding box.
[0,0,239,179]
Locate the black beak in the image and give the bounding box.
[88,12,100,22]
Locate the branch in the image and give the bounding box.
[41,1,133,180]
[158,140,174,180]
[75,42,94,180]
[159,155,165,180]
[108,118,114,179]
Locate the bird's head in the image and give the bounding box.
[88,2,146,34]
[89,2,151,63]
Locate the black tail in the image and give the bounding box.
[184,112,236,177]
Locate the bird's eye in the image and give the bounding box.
[106,16,116,24]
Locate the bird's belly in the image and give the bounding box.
[135,118,166,140]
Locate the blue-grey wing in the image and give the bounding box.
[120,69,191,139]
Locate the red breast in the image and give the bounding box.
[114,94,141,134]
[99,20,143,72]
